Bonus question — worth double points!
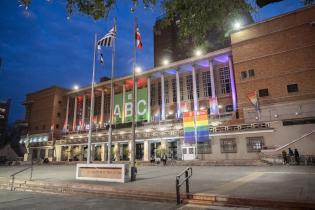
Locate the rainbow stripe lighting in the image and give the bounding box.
[183,111,209,143]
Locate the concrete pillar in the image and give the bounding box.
[82,95,86,128]
[101,143,107,162]
[55,145,62,162]
[72,97,77,131]
[161,72,165,121]
[45,148,49,158]
[65,97,69,131]
[114,142,120,161]
[67,145,72,161]
[209,59,216,98]
[143,140,150,161]
[228,55,237,112]
[100,90,105,126]
[91,145,95,162]
[147,77,151,122]
[176,69,181,118]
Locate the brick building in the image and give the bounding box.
[21,6,315,162]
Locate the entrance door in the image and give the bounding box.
[182,146,195,160]
[136,143,144,160]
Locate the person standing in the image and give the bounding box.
[282,150,288,165]
[294,149,300,165]
[288,148,294,164]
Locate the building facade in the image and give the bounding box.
[22,6,315,162]
[0,99,10,145]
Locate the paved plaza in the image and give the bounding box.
[0,164,314,203]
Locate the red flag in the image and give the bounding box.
[135,25,142,49]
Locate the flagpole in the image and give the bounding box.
[87,33,97,164]
[108,18,116,164]
[130,16,137,181]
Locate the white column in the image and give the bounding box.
[192,65,198,158]
[101,143,107,162]
[82,95,86,128]
[147,77,151,123]
[143,140,150,161]
[161,72,165,121]
[72,96,77,131]
[100,90,105,126]
[176,69,181,118]
[122,84,126,123]
[209,59,216,98]
[64,97,69,131]
[192,65,199,112]
[228,55,237,112]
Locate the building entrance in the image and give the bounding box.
[150,142,161,159]
[136,143,144,160]
[182,146,195,160]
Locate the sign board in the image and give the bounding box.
[76,163,129,183]
[113,88,149,124]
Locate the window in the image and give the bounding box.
[42,125,46,130]
[198,141,212,154]
[172,79,177,102]
[104,95,110,114]
[220,138,237,153]
[241,71,247,79]
[57,112,61,117]
[158,82,161,105]
[186,75,193,100]
[196,73,200,98]
[56,124,59,129]
[259,89,269,97]
[202,71,212,97]
[225,105,233,112]
[287,84,298,93]
[248,69,255,77]
[247,137,264,152]
[219,66,231,94]
[58,100,62,105]
[165,80,169,104]
[150,83,155,106]
[180,78,184,100]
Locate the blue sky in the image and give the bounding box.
[0,0,305,123]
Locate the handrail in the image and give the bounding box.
[176,167,192,205]
[10,166,33,191]
[261,129,315,153]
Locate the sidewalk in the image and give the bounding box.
[0,165,314,203]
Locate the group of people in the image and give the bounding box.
[150,153,168,166]
[282,148,300,165]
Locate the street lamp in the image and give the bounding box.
[233,21,242,30]
[135,66,142,73]
[73,85,79,90]
[162,59,169,65]
[195,49,202,56]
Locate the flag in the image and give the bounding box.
[99,53,104,64]
[247,91,259,111]
[209,97,219,115]
[97,27,116,48]
[135,25,142,49]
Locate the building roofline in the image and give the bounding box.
[231,4,315,34]
[66,47,231,95]
[27,85,68,96]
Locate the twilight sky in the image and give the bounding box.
[0,0,305,123]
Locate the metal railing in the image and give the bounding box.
[10,166,33,191]
[176,167,192,205]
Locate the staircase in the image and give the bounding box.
[260,129,315,165]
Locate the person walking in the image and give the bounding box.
[282,150,288,165]
[294,148,300,165]
[288,148,294,164]
[162,153,167,166]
